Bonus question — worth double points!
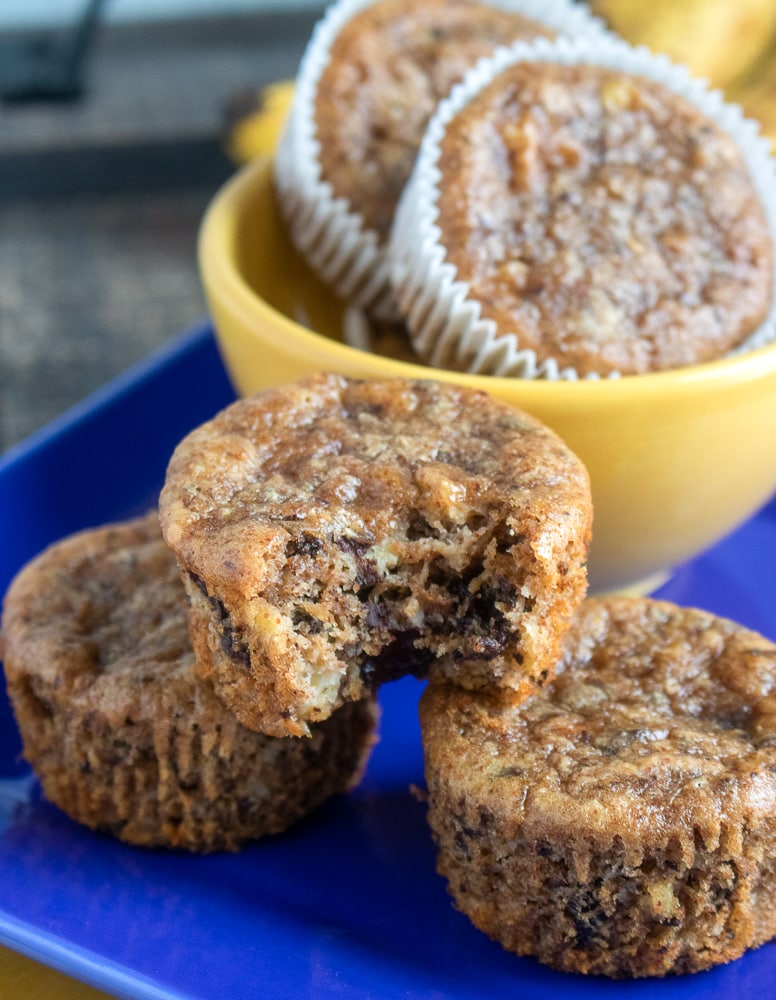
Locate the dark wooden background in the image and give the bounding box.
[0,9,321,453]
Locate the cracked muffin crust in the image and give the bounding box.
[419,596,776,977]
[159,374,592,737]
[393,43,774,377]
[314,0,554,243]
[0,514,378,852]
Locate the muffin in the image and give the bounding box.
[275,0,605,319]
[420,596,776,977]
[390,35,776,378]
[0,514,378,852]
[159,374,592,738]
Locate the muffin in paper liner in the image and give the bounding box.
[389,34,776,379]
[274,0,608,321]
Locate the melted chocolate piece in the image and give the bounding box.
[188,572,251,668]
[360,629,434,687]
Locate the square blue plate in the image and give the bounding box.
[1,322,775,999]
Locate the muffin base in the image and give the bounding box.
[420,597,776,976]
[427,799,776,977]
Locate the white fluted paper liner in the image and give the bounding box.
[389,34,776,380]
[274,0,608,321]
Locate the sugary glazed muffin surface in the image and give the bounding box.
[160,375,591,737]
[420,597,776,977]
[435,61,773,375]
[315,0,553,240]
[1,514,378,851]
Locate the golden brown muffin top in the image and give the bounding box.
[421,597,776,866]
[435,61,773,375]
[1,514,211,724]
[159,374,591,605]
[315,0,553,239]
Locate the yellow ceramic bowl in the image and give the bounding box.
[198,154,776,594]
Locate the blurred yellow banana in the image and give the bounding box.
[590,0,776,90]
[224,80,295,165]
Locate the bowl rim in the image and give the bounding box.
[199,155,776,406]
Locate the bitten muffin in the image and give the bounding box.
[420,596,776,977]
[0,514,378,852]
[275,0,601,317]
[391,36,775,377]
[159,375,592,738]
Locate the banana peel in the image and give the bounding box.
[590,0,776,91]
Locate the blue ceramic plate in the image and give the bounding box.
[1,322,775,999]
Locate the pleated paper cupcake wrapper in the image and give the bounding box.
[274,0,608,322]
[389,34,776,381]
